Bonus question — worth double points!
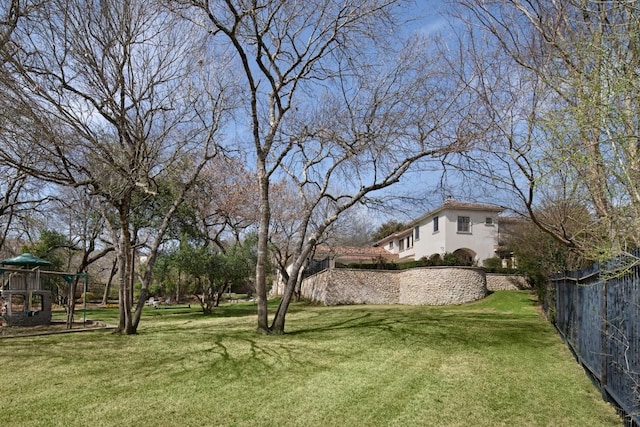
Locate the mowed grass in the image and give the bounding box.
[0,291,621,427]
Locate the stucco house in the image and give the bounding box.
[373,199,505,266]
[271,199,528,298]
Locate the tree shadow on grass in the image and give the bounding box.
[286,304,555,352]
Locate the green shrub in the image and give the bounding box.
[421,254,442,266]
[442,252,462,266]
[483,257,503,269]
[397,260,424,270]
[344,262,399,270]
[342,254,488,271]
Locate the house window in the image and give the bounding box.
[485,217,493,225]
[433,217,439,232]
[457,216,471,233]
[406,235,413,249]
[388,241,393,250]
[414,226,420,241]
[399,239,405,251]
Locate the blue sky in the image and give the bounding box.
[366,1,518,225]
[410,1,452,36]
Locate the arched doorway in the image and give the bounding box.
[452,248,476,266]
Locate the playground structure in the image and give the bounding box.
[0,253,88,327]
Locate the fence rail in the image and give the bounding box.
[551,249,640,426]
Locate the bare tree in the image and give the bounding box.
[179,0,471,334]
[450,0,640,260]
[0,0,233,334]
[189,156,260,249]
[0,1,43,54]
[0,168,51,255]
[0,1,53,254]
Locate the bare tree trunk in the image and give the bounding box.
[116,249,127,333]
[131,286,148,331]
[177,270,182,303]
[130,250,136,311]
[255,172,271,334]
[115,205,136,335]
[270,276,295,334]
[102,258,118,306]
[215,288,224,307]
[270,243,314,334]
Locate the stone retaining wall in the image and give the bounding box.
[398,267,487,305]
[486,274,530,291]
[300,267,488,306]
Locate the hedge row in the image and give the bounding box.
[336,260,524,275]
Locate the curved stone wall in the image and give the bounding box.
[299,266,487,306]
[324,269,399,306]
[398,267,487,305]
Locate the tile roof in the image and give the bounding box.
[441,199,504,212]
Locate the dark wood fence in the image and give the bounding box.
[552,250,640,426]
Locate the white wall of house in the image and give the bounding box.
[376,200,503,266]
[441,208,499,262]
[413,216,446,260]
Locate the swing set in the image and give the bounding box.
[0,253,89,327]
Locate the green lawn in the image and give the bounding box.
[0,291,621,426]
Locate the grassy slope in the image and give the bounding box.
[0,292,621,426]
